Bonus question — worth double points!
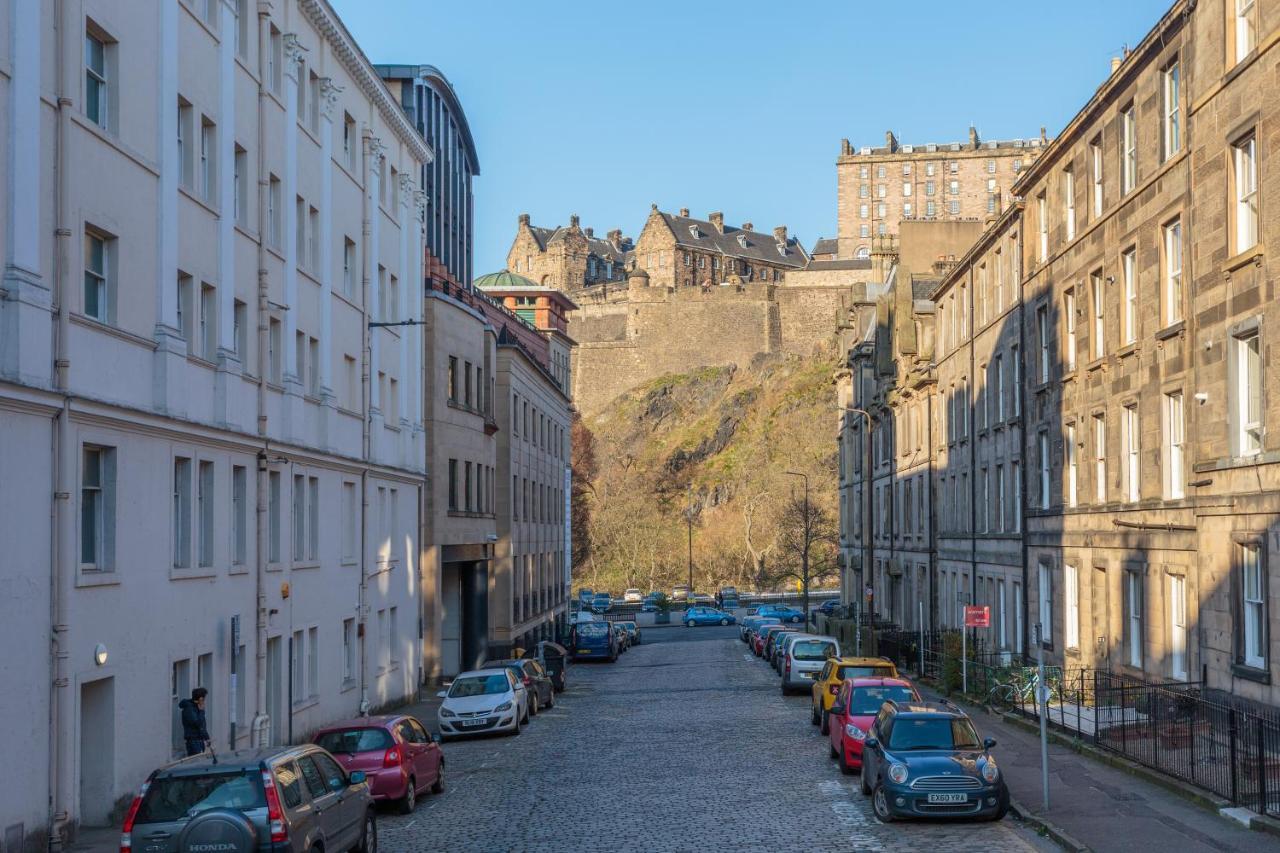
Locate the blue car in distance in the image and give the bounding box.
[684,606,736,627]
[757,604,805,624]
[572,620,618,662]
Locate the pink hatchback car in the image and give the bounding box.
[313,714,444,814]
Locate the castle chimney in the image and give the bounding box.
[518,212,530,226]
[607,228,622,248]
[841,138,852,156]
[773,225,787,243]
[885,130,898,153]
[709,212,724,234]
[679,207,689,217]
[585,227,594,238]
[569,214,580,228]
[742,222,754,232]
[969,125,979,149]
[1040,126,1048,144]
[1110,56,1122,74]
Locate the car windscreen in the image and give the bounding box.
[848,686,916,715]
[135,771,266,824]
[617,622,635,629]
[315,727,394,754]
[791,640,837,661]
[576,621,609,637]
[836,665,896,680]
[888,717,982,751]
[448,675,509,697]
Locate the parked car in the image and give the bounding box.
[572,619,618,661]
[858,699,1008,822]
[754,624,796,657]
[578,588,594,605]
[811,657,901,733]
[533,640,569,691]
[614,623,631,652]
[741,615,780,643]
[484,658,556,716]
[437,668,528,739]
[772,631,807,672]
[119,745,376,853]
[689,592,715,606]
[763,626,800,662]
[313,715,443,814]
[827,677,920,775]
[623,588,643,602]
[781,636,841,692]
[591,593,613,613]
[616,620,641,645]
[756,604,805,624]
[684,606,736,627]
[814,599,842,617]
[672,584,692,601]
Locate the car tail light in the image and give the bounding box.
[261,769,288,843]
[522,675,532,686]
[118,779,150,852]
[383,746,403,767]
[785,658,791,676]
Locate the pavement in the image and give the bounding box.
[918,685,1280,853]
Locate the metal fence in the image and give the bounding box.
[869,627,1280,818]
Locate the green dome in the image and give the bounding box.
[474,269,539,289]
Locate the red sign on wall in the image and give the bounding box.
[964,606,990,628]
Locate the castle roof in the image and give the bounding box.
[528,224,632,264]
[811,237,838,256]
[658,211,809,268]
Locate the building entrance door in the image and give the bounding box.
[1092,565,1110,668]
[266,636,283,745]
[79,677,116,827]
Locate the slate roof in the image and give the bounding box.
[811,237,838,256]
[912,277,941,300]
[658,212,809,268]
[528,225,631,263]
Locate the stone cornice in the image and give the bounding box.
[298,0,433,165]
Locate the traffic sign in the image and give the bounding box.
[964,605,990,628]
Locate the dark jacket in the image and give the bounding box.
[179,698,209,742]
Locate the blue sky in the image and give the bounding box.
[334,0,1174,275]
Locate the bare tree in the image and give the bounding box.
[774,493,839,624]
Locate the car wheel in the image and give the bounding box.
[397,777,416,814]
[829,740,838,759]
[719,618,729,626]
[511,713,521,736]
[987,799,1008,821]
[431,762,445,795]
[529,693,539,717]
[686,620,696,628]
[820,709,831,736]
[872,784,895,822]
[859,764,872,796]
[811,701,820,726]
[353,809,377,853]
[791,615,802,623]
[838,749,853,776]
[545,689,554,709]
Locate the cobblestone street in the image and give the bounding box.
[380,625,1056,852]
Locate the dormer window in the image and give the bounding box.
[688,225,701,239]
[736,234,748,248]
[776,242,787,257]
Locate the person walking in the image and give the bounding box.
[179,687,210,757]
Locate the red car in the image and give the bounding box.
[755,625,796,657]
[827,677,921,774]
[314,714,444,813]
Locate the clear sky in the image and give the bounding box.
[333,0,1175,276]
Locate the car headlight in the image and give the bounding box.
[440,707,456,718]
[494,701,513,712]
[981,761,999,783]
[888,763,909,784]
[844,723,866,741]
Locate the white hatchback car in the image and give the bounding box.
[780,635,841,694]
[437,668,528,740]
[623,588,643,602]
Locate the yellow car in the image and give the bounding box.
[810,656,899,733]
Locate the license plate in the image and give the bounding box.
[926,793,968,804]
[800,672,814,679]
[577,649,593,655]
[460,719,487,727]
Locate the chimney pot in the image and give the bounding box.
[585,227,594,238]
[969,125,979,149]
[679,207,689,217]
[773,225,788,243]
[742,222,753,232]
[651,203,659,212]
[569,214,580,228]
[1110,56,1122,74]
[885,130,898,153]
[709,212,725,233]
[518,213,530,226]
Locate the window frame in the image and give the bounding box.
[1121,103,1137,196]
[1162,218,1183,326]
[1237,539,1267,670]
[1161,60,1181,161]
[1232,132,1259,255]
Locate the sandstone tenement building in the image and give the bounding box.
[836,127,1048,261]
[629,206,810,289]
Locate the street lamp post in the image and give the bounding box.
[785,470,811,630]
[686,485,694,594]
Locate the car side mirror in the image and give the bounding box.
[348,770,367,785]
[864,737,878,750]
[431,732,442,743]
[984,738,997,750]
[436,690,448,699]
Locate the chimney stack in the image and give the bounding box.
[742,222,754,232]
[709,212,725,234]
[607,228,622,248]
[569,214,580,229]
[585,227,594,238]
[518,212,530,226]
[969,125,980,149]
[1110,56,1122,74]
[885,130,898,153]
[679,207,689,217]
[773,225,788,243]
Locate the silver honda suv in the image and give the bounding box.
[120,745,377,852]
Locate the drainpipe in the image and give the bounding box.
[968,270,979,653]
[48,1,74,845]
[250,4,270,747]
[358,131,372,716]
[1017,227,1031,662]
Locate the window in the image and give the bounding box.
[1063,166,1076,240]
[268,318,281,383]
[377,266,387,322]
[877,184,886,198]
[1169,574,1188,680]
[1123,404,1140,502]
[84,26,111,130]
[1038,431,1051,509]
[341,481,357,562]
[1126,568,1144,668]
[295,196,305,263]
[1233,134,1258,253]
[1036,304,1049,383]
[308,71,320,134]
[292,474,305,559]
[1065,563,1079,650]
[197,460,214,568]
[1012,461,1022,532]
[199,283,216,360]
[234,145,248,226]
[342,618,356,683]
[177,274,194,348]
[1122,248,1137,345]
[342,238,356,298]
[949,179,959,196]
[1036,192,1048,261]
[83,229,112,323]
[1091,271,1105,359]
[80,446,115,569]
[1065,289,1077,371]
[859,184,868,199]
[291,630,304,700]
[308,206,319,272]
[1233,328,1263,456]
[1165,392,1185,500]
[1038,560,1053,647]
[1162,62,1181,160]
[1121,104,1137,195]
[307,337,319,397]
[447,459,458,511]
[1066,423,1078,508]
[1093,414,1107,502]
[994,355,1005,421]
[1090,137,1103,216]
[1236,0,1257,63]
[232,464,247,566]
[173,457,192,568]
[902,182,911,197]
[200,117,216,202]
[235,0,248,57]
[178,98,194,190]
[925,181,935,197]
[995,464,1006,532]
[268,174,281,247]
[230,300,246,362]
[268,25,282,93]
[1163,219,1183,325]
[1011,346,1021,417]
[1241,542,1266,668]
